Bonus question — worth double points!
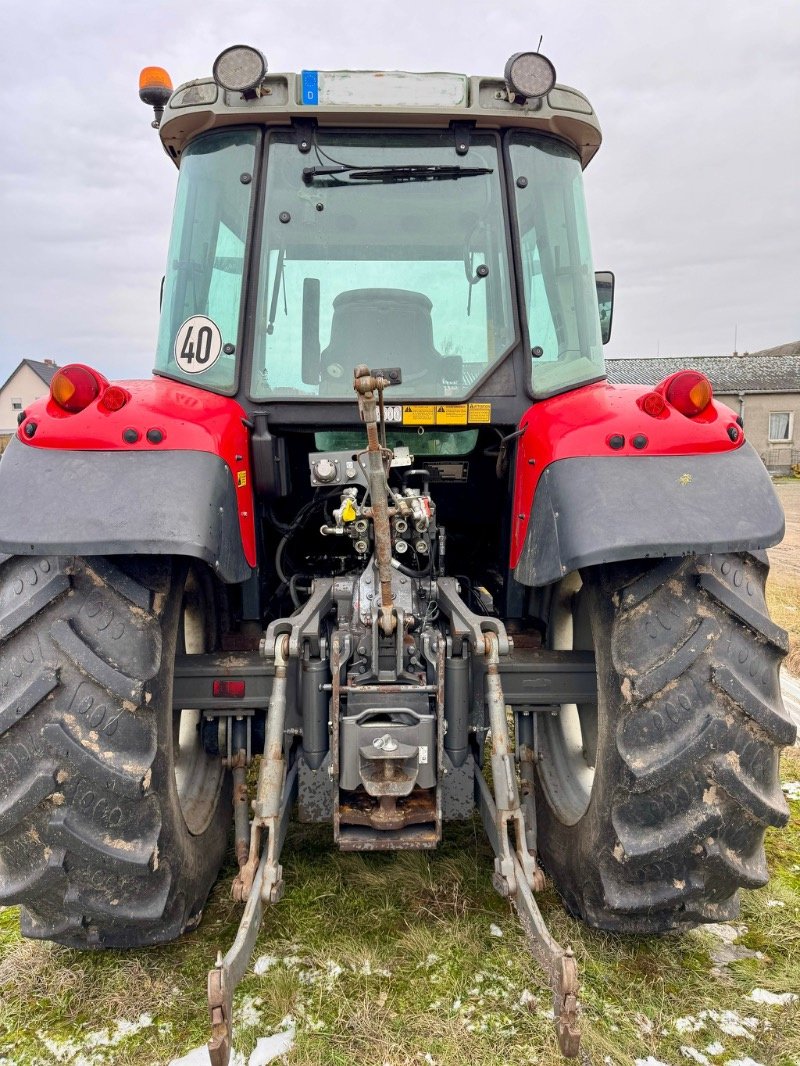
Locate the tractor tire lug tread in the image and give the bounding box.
[50,619,144,703]
[0,554,230,949]
[536,551,793,935]
[0,669,59,738]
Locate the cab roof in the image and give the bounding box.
[158,69,602,168]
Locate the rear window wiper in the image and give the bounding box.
[302,163,493,184]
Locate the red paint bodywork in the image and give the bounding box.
[17,375,256,568]
[17,368,743,581]
[510,381,744,568]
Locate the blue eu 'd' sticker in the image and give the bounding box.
[301,70,319,106]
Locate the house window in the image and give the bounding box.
[11,398,22,411]
[768,412,793,442]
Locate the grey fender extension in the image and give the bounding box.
[514,443,784,587]
[0,439,252,584]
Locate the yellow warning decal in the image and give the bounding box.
[435,404,468,425]
[402,404,436,425]
[468,402,492,423]
[237,470,247,488]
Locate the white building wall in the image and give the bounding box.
[0,364,53,435]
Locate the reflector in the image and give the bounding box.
[212,45,267,92]
[213,679,246,698]
[504,52,557,100]
[640,391,667,418]
[99,386,129,412]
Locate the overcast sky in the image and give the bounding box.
[1,0,798,385]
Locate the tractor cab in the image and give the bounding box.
[148,47,608,427]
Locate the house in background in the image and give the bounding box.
[0,359,59,453]
[606,345,800,475]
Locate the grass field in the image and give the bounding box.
[1,746,798,1066]
[767,575,800,677]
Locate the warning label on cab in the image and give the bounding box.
[435,404,468,424]
[402,404,436,425]
[468,403,492,423]
[401,403,493,426]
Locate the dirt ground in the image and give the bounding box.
[770,481,800,582]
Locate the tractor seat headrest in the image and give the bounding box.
[322,288,440,375]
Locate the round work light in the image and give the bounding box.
[212,45,268,92]
[504,52,557,100]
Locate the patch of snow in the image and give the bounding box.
[489,923,504,938]
[747,988,798,1006]
[168,1048,212,1066]
[635,1058,671,1066]
[676,1016,706,1034]
[635,1013,655,1035]
[236,995,264,1029]
[681,1049,710,1065]
[248,1023,295,1065]
[254,955,278,975]
[39,1035,85,1061]
[40,1014,155,1062]
[682,1044,708,1061]
[715,1012,759,1039]
[765,899,785,908]
[325,960,343,979]
[781,781,800,800]
[725,1059,764,1066]
[675,1010,762,1041]
[97,1013,153,1045]
[519,989,537,1009]
[705,1044,725,1057]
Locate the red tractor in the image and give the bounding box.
[0,46,793,1063]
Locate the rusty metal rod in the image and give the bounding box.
[354,364,395,635]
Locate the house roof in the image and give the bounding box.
[606,354,800,394]
[1,358,59,391]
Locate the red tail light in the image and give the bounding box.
[99,385,129,412]
[661,371,713,417]
[50,364,106,413]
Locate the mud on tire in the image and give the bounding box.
[0,555,231,948]
[535,551,795,934]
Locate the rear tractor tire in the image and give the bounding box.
[535,551,795,933]
[0,555,231,948]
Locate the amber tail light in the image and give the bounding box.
[50,365,107,413]
[660,370,713,417]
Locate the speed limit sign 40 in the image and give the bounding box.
[174,316,223,374]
